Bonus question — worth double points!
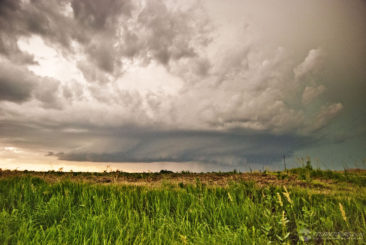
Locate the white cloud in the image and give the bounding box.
[17,35,86,84]
[302,85,326,105]
[294,48,324,80]
[3,146,22,153]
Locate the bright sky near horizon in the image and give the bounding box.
[0,0,365,172]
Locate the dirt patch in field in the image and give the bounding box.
[0,170,342,191]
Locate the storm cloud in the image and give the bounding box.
[0,62,35,102]
[0,0,365,171]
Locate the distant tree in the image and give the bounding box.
[305,157,312,170]
[159,169,173,174]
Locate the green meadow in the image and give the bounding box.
[0,167,365,244]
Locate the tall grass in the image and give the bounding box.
[0,175,365,244]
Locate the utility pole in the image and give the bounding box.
[283,153,287,171]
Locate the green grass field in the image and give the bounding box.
[0,167,365,244]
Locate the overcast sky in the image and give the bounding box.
[0,0,365,172]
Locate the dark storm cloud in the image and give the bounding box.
[0,118,93,151]
[131,0,206,65]
[0,0,72,52]
[73,0,209,77]
[70,0,133,75]
[0,0,122,78]
[71,0,133,30]
[0,62,36,102]
[54,128,313,167]
[0,60,62,107]
[0,113,313,167]
[0,0,35,64]
[0,0,209,80]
